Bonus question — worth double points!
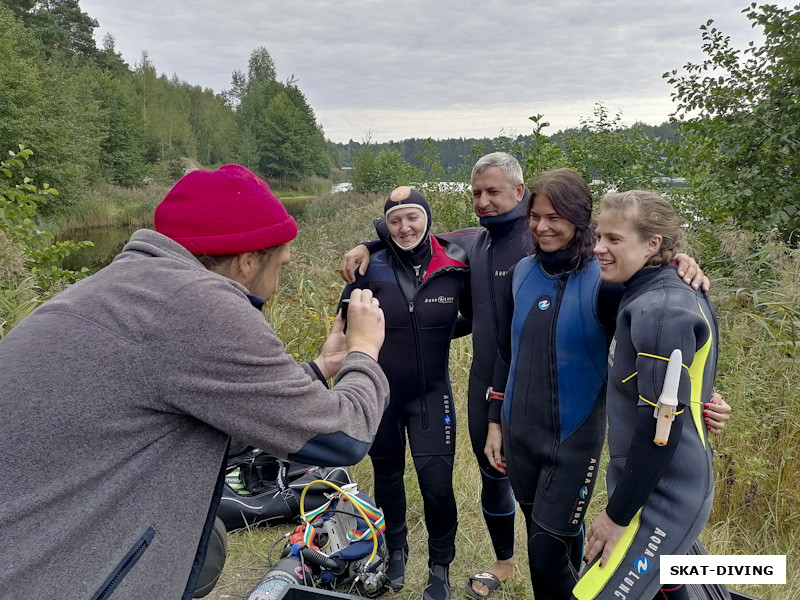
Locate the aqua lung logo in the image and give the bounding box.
[494,270,509,277]
[443,396,452,445]
[635,557,651,574]
[569,458,597,524]
[537,295,552,311]
[613,527,666,599]
[425,296,455,304]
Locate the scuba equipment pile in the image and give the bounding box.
[245,479,392,599]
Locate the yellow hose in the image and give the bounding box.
[299,479,381,565]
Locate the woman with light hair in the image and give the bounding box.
[576,190,718,600]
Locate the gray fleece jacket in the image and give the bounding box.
[0,230,389,599]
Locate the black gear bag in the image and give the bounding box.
[217,449,352,531]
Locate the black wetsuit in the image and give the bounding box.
[572,265,717,600]
[440,195,533,561]
[493,250,619,600]
[342,218,469,565]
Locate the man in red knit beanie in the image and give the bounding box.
[0,164,390,599]
[155,164,299,255]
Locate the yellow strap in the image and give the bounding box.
[638,395,657,408]
[621,354,699,408]
[637,395,684,414]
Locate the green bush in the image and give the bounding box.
[0,146,91,336]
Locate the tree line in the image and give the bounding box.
[332,120,681,176]
[0,0,336,209]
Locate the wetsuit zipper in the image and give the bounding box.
[408,265,467,429]
[545,274,569,488]
[486,240,502,350]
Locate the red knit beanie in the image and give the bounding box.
[154,164,298,255]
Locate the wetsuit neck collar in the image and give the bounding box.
[246,293,266,311]
[538,248,578,276]
[394,236,432,270]
[478,186,530,234]
[624,264,673,289]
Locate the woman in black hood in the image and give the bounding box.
[341,186,470,600]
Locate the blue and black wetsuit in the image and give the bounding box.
[342,217,469,565]
[572,265,717,600]
[492,250,620,599]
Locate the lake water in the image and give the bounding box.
[61,197,316,274]
[330,181,470,194]
[61,226,137,273]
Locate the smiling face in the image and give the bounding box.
[471,166,525,218]
[386,206,427,249]
[529,193,577,252]
[594,209,662,283]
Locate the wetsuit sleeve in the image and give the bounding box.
[452,314,472,338]
[606,286,711,525]
[488,264,515,423]
[362,239,384,253]
[438,227,481,255]
[606,408,683,525]
[307,360,329,386]
[452,278,473,339]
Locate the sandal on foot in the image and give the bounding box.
[465,572,502,600]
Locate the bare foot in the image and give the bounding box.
[470,558,514,597]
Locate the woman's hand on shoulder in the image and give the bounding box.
[338,244,371,284]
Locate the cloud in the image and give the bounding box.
[81,0,792,142]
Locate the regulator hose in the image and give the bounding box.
[299,546,347,574]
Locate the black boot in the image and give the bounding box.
[423,562,451,600]
[385,547,408,592]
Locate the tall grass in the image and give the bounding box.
[695,229,799,599]
[41,183,167,234]
[207,191,798,600]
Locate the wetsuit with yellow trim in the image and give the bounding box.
[572,265,717,600]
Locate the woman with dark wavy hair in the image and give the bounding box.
[485,167,612,600]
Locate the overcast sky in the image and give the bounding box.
[78,0,788,143]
